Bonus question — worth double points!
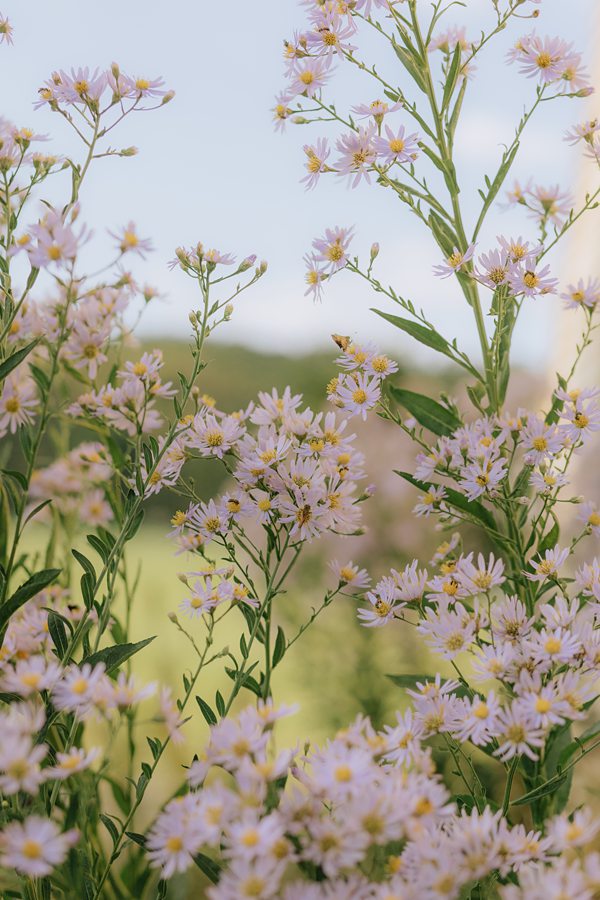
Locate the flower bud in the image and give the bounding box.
[370,242,380,261]
[161,90,175,104]
[292,116,309,124]
[177,573,189,585]
[238,254,257,272]
[189,311,198,327]
[167,612,179,623]
[224,303,234,320]
[111,62,121,79]
[257,260,268,275]
[120,146,138,157]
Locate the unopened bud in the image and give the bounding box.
[189,310,198,327]
[162,90,175,105]
[177,573,189,585]
[238,254,257,272]
[370,242,380,261]
[196,242,204,260]
[120,146,138,157]
[224,303,234,320]
[258,260,268,275]
[168,611,179,623]
[111,62,120,79]
[292,116,309,124]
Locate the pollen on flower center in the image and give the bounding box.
[5,397,20,413]
[574,412,589,428]
[536,52,553,69]
[352,388,367,404]
[47,244,62,260]
[22,840,42,860]
[205,430,224,447]
[71,678,89,695]
[535,697,551,713]
[389,138,405,153]
[327,242,344,262]
[545,637,562,654]
[166,836,183,852]
[447,252,463,268]
[474,702,489,719]
[523,271,538,288]
[300,70,314,85]
[335,764,353,782]
[171,510,187,527]
[241,829,259,847]
[257,498,271,512]
[532,436,547,451]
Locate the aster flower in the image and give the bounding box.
[312,225,354,272]
[459,455,508,501]
[578,501,600,537]
[456,553,505,594]
[433,243,475,278]
[374,124,420,165]
[530,467,569,495]
[351,98,401,124]
[494,703,545,762]
[305,10,357,57]
[475,248,509,289]
[507,259,559,298]
[513,34,574,84]
[0,817,78,877]
[528,184,573,226]
[519,416,564,465]
[560,397,600,444]
[0,13,14,44]
[330,559,370,589]
[300,138,331,190]
[287,57,332,99]
[335,127,378,187]
[497,235,542,265]
[412,484,446,517]
[272,92,292,132]
[452,691,501,746]
[336,372,381,420]
[564,118,600,146]
[525,544,570,582]
[561,277,600,310]
[109,221,154,257]
[0,372,38,436]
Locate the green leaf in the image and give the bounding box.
[193,852,221,884]
[395,470,497,533]
[100,814,119,847]
[72,548,96,581]
[372,309,469,370]
[389,386,461,436]
[511,774,567,807]
[196,695,217,726]
[442,43,462,112]
[0,339,40,383]
[537,517,559,558]
[0,568,61,638]
[81,636,155,674]
[47,611,69,658]
[272,626,286,668]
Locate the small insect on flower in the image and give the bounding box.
[507,260,559,298]
[433,243,475,278]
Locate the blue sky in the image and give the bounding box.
[1,0,598,368]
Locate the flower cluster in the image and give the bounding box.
[146,701,600,898]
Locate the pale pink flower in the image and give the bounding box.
[0,817,78,877]
[433,243,475,278]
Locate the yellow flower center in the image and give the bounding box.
[166,836,183,852]
[544,637,561,654]
[389,138,405,153]
[352,388,367,404]
[523,271,538,289]
[474,702,489,719]
[22,840,43,860]
[535,697,551,713]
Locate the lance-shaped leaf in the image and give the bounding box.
[0,568,61,639]
[0,338,40,383]
[81,636,155,674]
[395,470,497,533]
[390,386,461,436]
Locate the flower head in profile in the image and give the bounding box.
[0,13,13,44]
[525,544,570,582]
[335,127,378,187]
[433,243,475,278]
[301,138,331,190]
